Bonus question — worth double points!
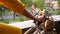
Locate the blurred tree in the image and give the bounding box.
[0,5,9,21]
[13,12,16,20]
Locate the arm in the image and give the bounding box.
[23,9,39,21]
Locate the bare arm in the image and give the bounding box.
[23,9,37,21]
[23,9,45,22]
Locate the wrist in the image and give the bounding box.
[34,17,38,22]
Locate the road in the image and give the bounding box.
[0,14,23,19]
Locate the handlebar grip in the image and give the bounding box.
[33,21,42,25]
[36,21,42,25]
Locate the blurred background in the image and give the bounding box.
[0,0,60,24]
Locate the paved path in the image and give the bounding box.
[0,14,23,19]
[9,20,35,29]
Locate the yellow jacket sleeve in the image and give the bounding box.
[0,23,22,34]
[0,0,25,15]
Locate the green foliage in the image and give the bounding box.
[58,0,60,6]
[0,17,29,24]
[50,10,58,15]
[0,5,10,16]
[0,5,7,11]
[33,0,44,9]
[19,17,29,21]
[21,0,32,7]
[21,0,44,9]
[57,0,60,14]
